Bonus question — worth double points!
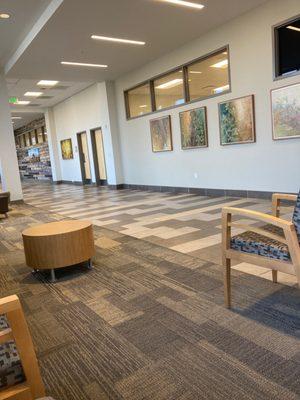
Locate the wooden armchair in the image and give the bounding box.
[0,295,45,399]
[222,192,300,308]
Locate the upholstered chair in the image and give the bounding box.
[222,191,300,308]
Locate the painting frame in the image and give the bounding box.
[271,82,300,141]
[60,138,74,160]
[179,106,208,150]
[150,115,173,153]
[218,94,256,146]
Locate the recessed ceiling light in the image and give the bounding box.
[287,25,300,32]
[0,13,10,19]
[162,0,204,10]
[213,84,230,94]
[211,59,228,68]
[139,104,148,108]
[189,70,202,74]
[24,92,43,97]
[37,80,59,87]
[15,100,30,105]
[11,116,22,120]
[61,61,108,68]
[91,35,145,46]
[156,78,183,89]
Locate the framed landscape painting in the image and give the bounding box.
[60,139,73,160]
[219,95,256,145]
[271,83,300,140]
[150,116,173,152]
[180,107,208,149]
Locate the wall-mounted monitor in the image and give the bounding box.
[274,16,300,78]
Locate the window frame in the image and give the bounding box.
[125,81,153,118]
[273,14,300,81]
[124,45,231,120]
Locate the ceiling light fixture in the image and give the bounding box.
[37,80,59,87]
[15,100,30,105]
[189,70,202,74]
[211,59,228,68]
[24,92,43,97]
[287,25,300,32]
[11,116,22,120]
[156,78,183,89]
[213,84,230,94]
[61,61,108,68]
[0,13,10,19]
[162,0,204,10]
[139,105,148,108]
[91,35,145,46]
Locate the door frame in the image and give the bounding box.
[77,131,92,185]
[90,127,108,186]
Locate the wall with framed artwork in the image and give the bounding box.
[114,0,300,193]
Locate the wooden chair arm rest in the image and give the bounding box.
[272,193,298,202]
[272,193,298,217]
[222,207,294,230]
[0,295,20,315]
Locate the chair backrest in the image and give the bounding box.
[292,190,300,242]
[0,195,9,214]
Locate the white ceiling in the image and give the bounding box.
[0,0,51,66]
[2,0,269,128]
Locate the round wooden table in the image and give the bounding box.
[22,220,95,282]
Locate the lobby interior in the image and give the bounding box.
[0,0,299,399]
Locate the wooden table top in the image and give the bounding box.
[22,220,92,237]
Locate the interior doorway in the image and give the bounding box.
[90,128,107,186]
[77,131,92,184]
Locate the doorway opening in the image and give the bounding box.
[77,131,92,184]
[90,128,108,186]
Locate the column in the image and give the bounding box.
[0,72,23,201]
[44,108,62,182]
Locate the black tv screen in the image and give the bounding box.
[275,17,300,77]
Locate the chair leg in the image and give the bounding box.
[223,257,231,308]
[272,270,278,283]
[294,264,300,289]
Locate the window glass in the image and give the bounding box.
[25,132,31,147]
[37,128,44,143]
[188,50,230,101]
[127,83,152,118]
[154,69,184,110]
[20,135,25,148]
[31,130,37,145]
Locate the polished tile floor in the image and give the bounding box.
[22,181,297,287]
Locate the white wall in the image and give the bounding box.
[115,0,300,193]
[51,82,122,184]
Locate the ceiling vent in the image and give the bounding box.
[47,85,70,90]
[39,96,54,99]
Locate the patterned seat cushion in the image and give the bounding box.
[231,224,291,262]
[292,191,300,242]
[0,315,25,389]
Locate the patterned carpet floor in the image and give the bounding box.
[0,204,299,400]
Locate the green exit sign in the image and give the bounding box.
[9,97,18,104]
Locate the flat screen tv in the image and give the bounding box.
[275,16,300,78]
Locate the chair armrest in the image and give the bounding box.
[272,193,297,217]
[0,295,20,314]
[222,207,294,230]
